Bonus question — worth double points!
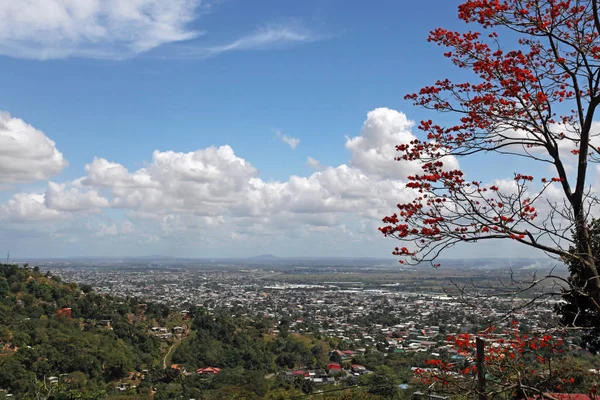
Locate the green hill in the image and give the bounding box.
[0,264,166,399]
[0,264,400,399]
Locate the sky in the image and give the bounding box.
[0,0,560,259]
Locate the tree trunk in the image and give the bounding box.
[476,337,486,400]
[574,208,600,313]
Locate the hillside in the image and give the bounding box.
[0,264,411,399]
[0,264,169,399]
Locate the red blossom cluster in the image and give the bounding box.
[412,324,594,395]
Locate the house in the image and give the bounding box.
[1,343,17,353]
[196,367,221,375]
[292,370,306,378]
[155,333,172,339]
[97,320,112,328]
[282,371,294,381]
[351,364,367,374]
[413,391,449,400]
[327,363,342,375]
[534,395,593,400]
[56,308,72,319]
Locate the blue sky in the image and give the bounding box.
[0,0,553,259]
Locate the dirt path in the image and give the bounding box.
[162,341,178,369]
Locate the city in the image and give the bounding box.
[36,258,574,389]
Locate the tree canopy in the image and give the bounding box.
[380,0,600,349]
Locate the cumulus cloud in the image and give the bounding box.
[306,156,323,170]
[0,0,203,60]
[83,157,155,188]
[0,112,67,183]
[493,121,600,181]
[96,222,118,237]
[0,107,438,251]
[82,145,258,214]
[345,108,422,180]
[275,130,300,150]
[45,182,109,212]
[0,193,67,222]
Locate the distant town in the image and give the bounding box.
[0,256,592,399]
[29,257,570,385]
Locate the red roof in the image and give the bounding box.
[56,308,72,318]
[196,367,221,374]
[328,363,342,370]
[292,370,305,376]
[536,395,592,400]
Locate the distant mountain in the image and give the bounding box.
[13,255,564,270]
[249,254,280,260]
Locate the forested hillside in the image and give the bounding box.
[0,264,410,399]
[0,263,168,398]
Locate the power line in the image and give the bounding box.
[290,381,406,399]
[290,384,360,399]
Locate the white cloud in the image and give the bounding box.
[45,182,109,212]
[275,130,300,150]
[0,112,67,183]
[306,156,323,170]
[0,107,437,253]
[0,193,67,222]
[97,222,118,237]
[83,157,156,188]
[0,0,203,60]
[82,145,258,214]
[121,220,135,234]
[195,22,322,57]
[345,108,454,180]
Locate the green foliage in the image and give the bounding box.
[365,365,400,398]
[0,264,164,397]
[0,263,417,399]
[173,308,279,371]
[559,218,600,353]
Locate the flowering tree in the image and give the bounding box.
[414,325,600,399]
[380,0,600,344]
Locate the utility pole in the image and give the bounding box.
[476,337,486,400]
[6,250,9,264]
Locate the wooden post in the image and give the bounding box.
[476,337,486,400]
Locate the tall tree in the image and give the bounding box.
[380,0,600,346]
[558,218,600,351]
